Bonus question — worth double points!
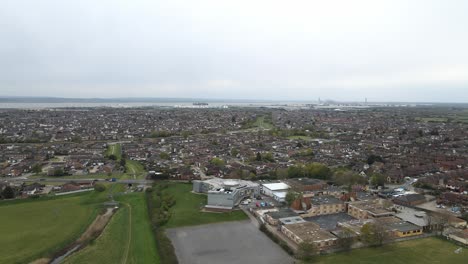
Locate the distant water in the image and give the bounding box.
[0,101,309,109]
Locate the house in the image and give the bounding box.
[60,182,81,192]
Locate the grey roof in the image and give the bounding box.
[304,212,356,231]
[386,221,422,232]
[394,194,426,203]
[311,195,343,205]
[266,208,298,219]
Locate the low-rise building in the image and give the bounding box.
[392,193,426,206]
[302,195,345,217]
[264,208,299,226]
[286,178,327,192]
[281,222,338,251]
[448,229,468,245]
[261,182,290,202]
[348,199,394,220]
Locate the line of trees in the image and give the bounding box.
[145,183,178,264]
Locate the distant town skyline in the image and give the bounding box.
[1,0,468,102]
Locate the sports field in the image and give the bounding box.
[163,183,247,228]
[0,194,98,264]
[313,237,468,264]
[65,193,159,264]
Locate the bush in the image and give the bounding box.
[94,184,106,192]
[145,189,178,263]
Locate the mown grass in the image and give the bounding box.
[106,143,122,160]
[64,206,129,264]
[253,116,274,130]
[65,193,159,264]
[124,160,146,180]
[312,237,468,264]
[0,192,106,264]
[162,183,248,228]
[287,135,314,141]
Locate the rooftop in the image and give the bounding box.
[284,222,337,242]
[266,208,298,220]
[288,178,325,186]
[311,195,343,205]
[349,199,394,217]
[279,216,307,225]
[304,212,356,231]
[262,182,290,191]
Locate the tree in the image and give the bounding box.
[256,152,262,161]
[159,152,170,160]
[2,186,15,199]
[108,154,117,160]
[337,228,355,250]
[360,222,388,246]
[285,191,302,206]
[367,154,384,165]
[296,242,317,261]
[230,148,239,157]
[181,131,190,139]
[119,158,126,167]
[360,223,374,245]
[263,152,275,162]
[370,173,386,187]
[31,163,42,174]
[52,168,66,176]
[210,157,225,167]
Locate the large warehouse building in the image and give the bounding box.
[261,182,290,202]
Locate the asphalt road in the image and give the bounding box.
[4,177,152,185]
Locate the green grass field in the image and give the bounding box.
[313,237,468,264]
[106,144,122,160]
[163,183,248,228]
[124,160,146,180]
[253,116,274,130]
[0,194,102,263]
[65,193,159,264]
[288,135,313,141]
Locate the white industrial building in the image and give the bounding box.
[261,182,290,202]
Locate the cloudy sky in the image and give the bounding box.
[1,0,467,102]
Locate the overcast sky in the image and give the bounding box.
[1,0,468,102]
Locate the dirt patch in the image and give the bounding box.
[29,258,50,264]
[77,208,115,243]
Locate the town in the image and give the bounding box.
[0,105,467,263]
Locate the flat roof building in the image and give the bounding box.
[281,222,338,251]
[261,182,290,202]
[348,199,394,220]
[302,195,345,217]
